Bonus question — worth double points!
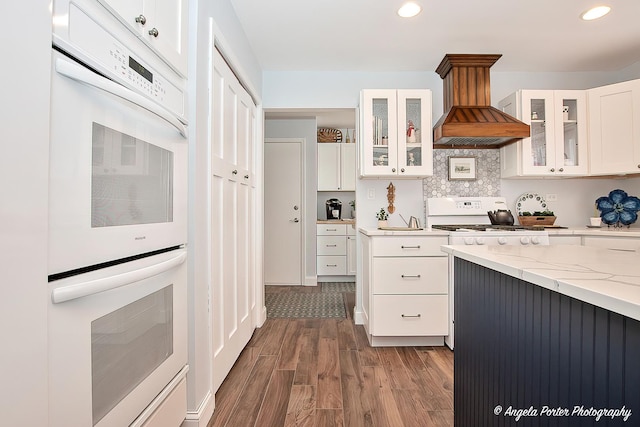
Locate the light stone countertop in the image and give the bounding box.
[317,219,356,225]
[545,226,640,237]
[358,227,450,236]
[442,244,640,321]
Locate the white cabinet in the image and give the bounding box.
[98,0,188,75]
[317,223,355,277]
[549,235,581,245]
[346,225,356,275]
[317,143,355,191]
[359,89,433,178]
[587,79,640,175]
[360,233,448,346]
[499,90,588,177]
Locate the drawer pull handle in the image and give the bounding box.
[326,228,337,231]
[401,314,422,318]
[327,264,337,267]
[401,274,421,278]
[326,244,337,247]
[401,245,421,249]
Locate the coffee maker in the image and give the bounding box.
[325,198,342,220]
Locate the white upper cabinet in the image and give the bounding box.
[499,90,588,177]
[587,79,640,175]
[98,0,188,76]
[359,89,433,178]
[317,143,355,191]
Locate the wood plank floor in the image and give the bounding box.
[207,286,454,427]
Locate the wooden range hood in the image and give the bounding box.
[432,54,530,149]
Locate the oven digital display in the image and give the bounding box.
[128,56,153,83]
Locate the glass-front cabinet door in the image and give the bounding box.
[360,89,398,176]
[359,89,432,177]
[397,89,433,176]
[520,90,587,176]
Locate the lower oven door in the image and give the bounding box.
[48,248,187,427]
[48,49,187,277]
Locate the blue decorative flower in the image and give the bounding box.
[596,189,640,226]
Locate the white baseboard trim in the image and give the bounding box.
[353,309,364,325]
[305,275,318,286]
[317,275,355,283]
[181,391,214,427]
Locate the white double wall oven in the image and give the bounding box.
[49,0,188,426]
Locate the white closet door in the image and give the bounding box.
[210,48,256,393]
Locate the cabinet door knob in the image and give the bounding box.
[400,168,405,173]
[550,168,555,172]
[291,218,299,223]
[232,169,238,175]
[392,168,396,172]
[148,28,159,37]
[135,14,147,25]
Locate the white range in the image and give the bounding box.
[425,196,550,349]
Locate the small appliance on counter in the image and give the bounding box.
[325,198,342,220]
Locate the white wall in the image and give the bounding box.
[0,1,51,424]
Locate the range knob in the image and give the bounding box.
[531,236,541,245]
[498,237,508,245]
[475,237,486,245]
[520,236,531,245]
[464,237,475,245]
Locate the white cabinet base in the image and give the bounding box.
[365,333,445,347]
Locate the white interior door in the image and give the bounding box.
[264,140,303,285]
[210,48,256,392]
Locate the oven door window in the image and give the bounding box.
[91,285,173,425]
[91,122,173,227]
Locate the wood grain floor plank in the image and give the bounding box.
[317,335,342,409]
[315,409,345,427]
[260,318,289,355]
[392,388,439,427]
[223,355,278,427]
[277,319,305,370]
[293,327,319,386]
[353,325,380,367]
[339,350,371,426]
[395,346,451,410]
[255,369,295,427]
[284,385,316,427]
[336,318,357,351]
[376,347,419,390]
[363,365,405,427]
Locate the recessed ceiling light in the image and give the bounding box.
[398,2,422,18]
[581,5,611,21]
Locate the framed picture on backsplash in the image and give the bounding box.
[448,156,476,180]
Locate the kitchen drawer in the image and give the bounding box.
[317,236,346,255]
[317,224,347,235]
[371,295,448,336]
[373,257,447,294]
[371,236,448,257]
[317,255,347,275]
[346,224,357,236]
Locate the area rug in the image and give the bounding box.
[265,282,355,318]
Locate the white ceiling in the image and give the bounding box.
[230,0,640,73]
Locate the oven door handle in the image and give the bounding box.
[51,250,187,304]
[55,58,187,137]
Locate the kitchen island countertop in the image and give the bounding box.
[442,244,640,321]
[545,226,640,237]
[359,227,450,236]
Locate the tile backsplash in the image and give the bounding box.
[423,148,501,198]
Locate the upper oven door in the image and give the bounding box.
[49,50,187,276]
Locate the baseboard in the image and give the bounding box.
[317,275,355,283]
[353,309,364,325]
[182,391,214,427]
[368,335,445,347]
[305,275,318,286]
